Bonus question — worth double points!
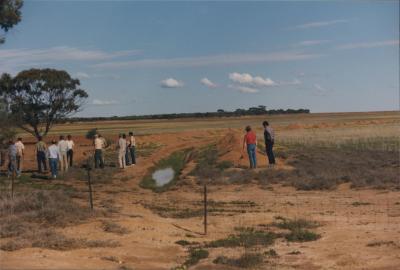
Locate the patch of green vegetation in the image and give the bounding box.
[175,239,199,246]
[264,248,278,258]
[207,228,276,248]
[352,201,372,207]
[143,204,203,219]
[271,217,321,243]
[216,160,234,170]
[140,148,193,192]
[271,217,319,230]
[136,142,163,158]
[214,252,264,268]
[184,248,209,267]
[285,229,320,242]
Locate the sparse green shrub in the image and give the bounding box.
[214,252,264,268]
[207,228,276,248]
[216,160,234,170]
[184,248,209,266]
[285,229,320,242]
[86,128,98,139]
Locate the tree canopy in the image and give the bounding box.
[0,0,23,44]
[0,68,88,139]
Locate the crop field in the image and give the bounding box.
[0,111,399,270]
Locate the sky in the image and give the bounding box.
[0,0,399,117]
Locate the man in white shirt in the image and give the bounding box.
[118,134,127,169]
[66,135,74,167]
[94,134,104,168]
[15,137,25,177]
[48,140,60,179]
[58,135,69,173]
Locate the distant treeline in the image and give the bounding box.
[68,106,310,122]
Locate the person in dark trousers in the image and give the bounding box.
[94,134,104,169]
[35,136,48,173]
[263,121,275,166]
[66,135,74,167]
[128,131,136,165]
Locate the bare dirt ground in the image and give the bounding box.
[1,112,399,270]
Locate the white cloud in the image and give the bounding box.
[336,40,400,50]
[0,46,140,73]
[200,77,217,88]
[229,85,259,94]
[75,72,90,79]
[296,40,330,46]
[280,78,302,85]
[229,72,277,87]
[92,99,119,105]
[313,83,330,96]
[160,78,184,88]
[291,19,350,29]
[92,51,322,69]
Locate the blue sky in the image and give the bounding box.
[0,1,398,117]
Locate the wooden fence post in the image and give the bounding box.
[204,184,207,235]
[11,170,15,199]
[86,158,94,210]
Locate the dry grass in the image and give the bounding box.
[101,220,130,235]
[0,190,99,251]
[1,227,119,251]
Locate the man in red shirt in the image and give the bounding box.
[243,126,257,168]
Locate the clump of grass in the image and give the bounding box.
[0,228,119,251]
[285,229,320,242]
[101,256,120,262]
[136,142,163,158]
[216,160,234,170]
[175,239,199,246]
[140,148,193,192]
[184,248,209,266]
[271,217,319,230]
[367,240,398,247]
[264,248,278,257]
[207,228,276,248]
[352,201,372,207]
[143,203,203,218]
[101,220,130,235]
[271,217,321,243]
[214,252,264,268]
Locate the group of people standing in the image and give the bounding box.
[2,123,270,178]
[242,121,275,169]
[2,135,75,179]
[92,132,136,170]
[117,132,136,169]
[2,137,25,177]
[36,135,75,178]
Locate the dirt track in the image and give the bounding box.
[1,128,399,270]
